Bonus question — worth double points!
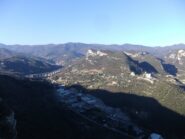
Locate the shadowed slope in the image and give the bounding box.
[68,85,185,139]
[0,75,129,139]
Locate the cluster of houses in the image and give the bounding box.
[25,68,62,78]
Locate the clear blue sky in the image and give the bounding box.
[0,0,185,46]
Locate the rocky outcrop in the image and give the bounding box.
[0,98,16,139]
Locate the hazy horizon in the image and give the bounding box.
[1,42,185,48]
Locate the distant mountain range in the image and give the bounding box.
[0,48,20,60]
[0,42,185,63]
[1,42,185,78]
[0,43,184,68]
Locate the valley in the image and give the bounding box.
[0,43,185,139]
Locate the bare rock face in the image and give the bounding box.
[165,49,185,69]
[0,98,17,139]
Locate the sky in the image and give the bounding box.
[0,0,185,46]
